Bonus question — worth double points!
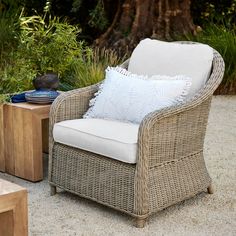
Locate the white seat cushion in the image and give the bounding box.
[128,38,213,97]
[53,118,139,164]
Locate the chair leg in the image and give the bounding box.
[207,183,214,194]
[134,217,147,228]
[50,185,57,196]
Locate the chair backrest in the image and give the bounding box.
[128,39,214,97]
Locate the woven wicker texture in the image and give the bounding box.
[48,45,225,226]
[52,143,136,214]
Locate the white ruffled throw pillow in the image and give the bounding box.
[84,67,192,123]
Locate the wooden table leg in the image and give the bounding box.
[42,118,49,154]
[4,106,43,182]
[4,105,15,175]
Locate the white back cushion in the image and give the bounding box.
[128,39,213,97]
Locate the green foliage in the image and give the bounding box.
[0,11,84,96]
[0,1,20,57]
[70,47,124,88]
[1,0,111,44]
[18,14,82,76]
[0,55,37,94]
[88,0,108,30]
[186,23,236,85]
[0,15,19,57]
[0,94,11,103]
[0,5,123,102]
[71,0,83,13]
[191,0,236,29]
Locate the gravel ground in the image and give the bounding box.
[0,95,236,236]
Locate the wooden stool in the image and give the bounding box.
[0,103,50,181]
[0,178,28,236]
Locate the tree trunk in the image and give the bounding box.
[95,0,196,54]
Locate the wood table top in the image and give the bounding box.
[5,102,51,110]
[0,178,26,195]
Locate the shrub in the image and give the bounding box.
[69,47,124,88]
[0,1,21,61]
[0,13,82,96]
[186,23,236,88]
[0,9,123,102]
[191,0,236,29]
[18,15,83,76]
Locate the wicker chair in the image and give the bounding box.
[48,44,224,228]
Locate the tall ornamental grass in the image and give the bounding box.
[187,23,236,89]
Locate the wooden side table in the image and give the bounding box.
[0,103,50,182]
[0,178,28,236]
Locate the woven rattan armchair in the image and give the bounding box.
[48,45,224,228]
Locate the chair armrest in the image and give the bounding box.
[137,96,212,168]
[49,83,99,138]
[137,48,224,167]
[48,83,99,182]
